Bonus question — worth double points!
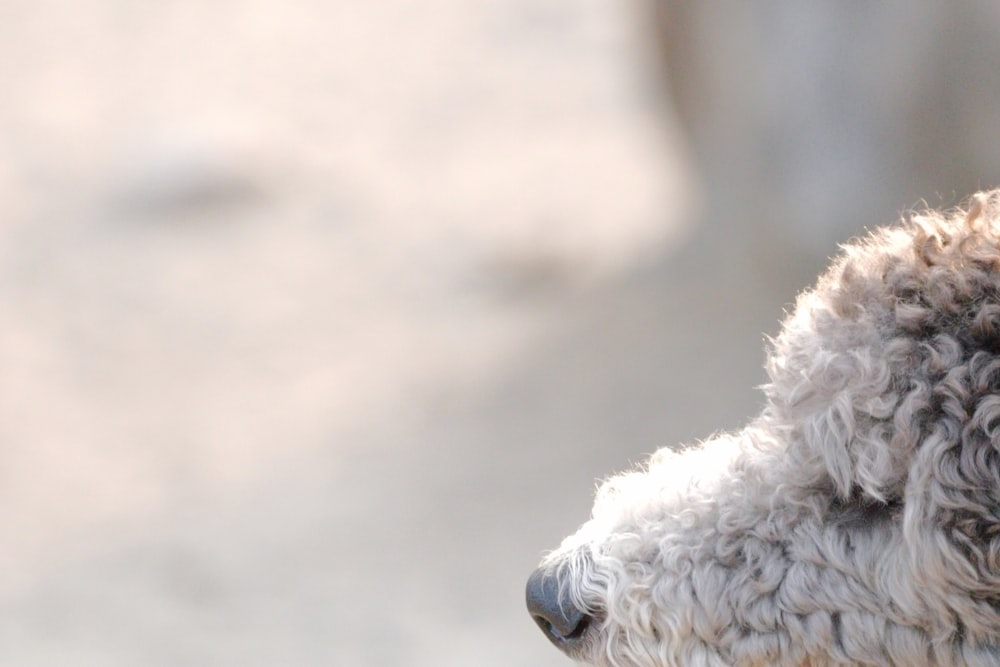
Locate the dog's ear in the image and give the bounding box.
[800,387,856,499]
[766,338,906,503]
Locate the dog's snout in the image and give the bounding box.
[525,566,592,650]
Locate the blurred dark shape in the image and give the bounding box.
[108,141,263,220]
[651,1,1000,288]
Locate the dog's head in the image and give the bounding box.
[527,192,1000,666]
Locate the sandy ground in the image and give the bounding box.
[0,1,823,665]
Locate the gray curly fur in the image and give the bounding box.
[539,191,1000,666]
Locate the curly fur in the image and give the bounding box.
[536,191,1000,666]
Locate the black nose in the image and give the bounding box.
[525,566,592,649]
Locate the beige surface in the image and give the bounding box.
[0,1,715,665]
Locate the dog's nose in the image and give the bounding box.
[525,566,592,649]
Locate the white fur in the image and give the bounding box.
[539,191,1000,666]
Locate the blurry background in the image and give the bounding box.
[2,1,1000,665]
